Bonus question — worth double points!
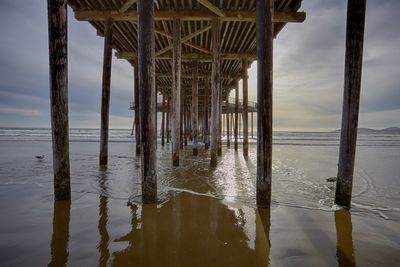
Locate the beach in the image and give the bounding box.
[0,129,399,266]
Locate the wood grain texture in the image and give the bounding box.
[47,0,71,201]
[335,0,366,208]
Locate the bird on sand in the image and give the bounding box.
[326,177,337,182]
[35,155,45,160]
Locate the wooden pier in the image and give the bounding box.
[47,0,366,208]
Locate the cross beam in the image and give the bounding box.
[75,10,306,23]
[116,52,256,61]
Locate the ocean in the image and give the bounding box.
[0,128,399,266]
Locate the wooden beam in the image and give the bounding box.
[335,0,366,208]
[197,0,225,17]
[226,99,230,147]
[119,0,137,13]
[47,0,71,201]
[161,92,166,146]
[256,0,273,208]
[116,51,256,61]
[210,18,221,167]
[156,24,212,56]
[155,28,211,54]
[74,10,306,23]
[138,0,157,203]
[99,18,114,166]
[172,18,181,166]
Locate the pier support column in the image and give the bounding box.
[47,0,71,201]
[242,59,249,157]
[226,101,230,147]
[99,18,114,166]
[204,77,210,149]
[210,18,221,167]
[172,18,181,166]
[256,0,273,208]
[166,96,170,143]
[134,61,140,155]
[234,81,239,151]
[192,61,199,155]
[161,92,166,146]
[251,112,254,138]
[335,0,366,208]
[138,0,157,203]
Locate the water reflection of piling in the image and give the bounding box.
[335,210,356,267]
[255,208,271,266]
[48,200,70,267]
[98,168,110,267]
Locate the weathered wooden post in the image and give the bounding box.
[166,96,170,143]
[335,0,366,208]
[251,112,254,138]
[47,0,71,201]
[217,90,222,156]
[234,80,239,151]
[210,18,221,167]
[204,77,210,149]
[172,18,181,166]
[134,61,140,155]
[99,18,114,166]
[256,0,273,208]
[242,59,249,156]
[161,92,166,146]
[138,0,157,203]
[192,61,199,155]
[226,99,230,147]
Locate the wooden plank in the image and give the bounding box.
[197,0,225,17]
[242,58,249,157]
[172,18,181,166]
[192,61,199,155]
[115,51,256,61]
[99,18,114,166]
[210,18,221,167]
[119,0,137,13]
[138,0,157,203]
[256,0,273,208]
[74,10,306,23]
[335,0,366,208]
[47,0,71,201]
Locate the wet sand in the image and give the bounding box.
[0,140,399,266]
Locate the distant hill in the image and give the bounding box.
[332,127,400,134]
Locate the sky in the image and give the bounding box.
[0,0,399,131]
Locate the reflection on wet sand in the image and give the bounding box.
[335,209,356,267]
[48,200,70,267]
[98,168,110,267]
[110,193,271,267]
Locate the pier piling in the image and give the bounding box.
[335,0,366,208]
[256,0,273,208]
[137,0,157,203]
[99,18,114,166]
[47,0,71,201]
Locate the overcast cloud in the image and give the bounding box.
[0,0,399,130]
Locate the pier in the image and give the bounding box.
[48,0,366,208]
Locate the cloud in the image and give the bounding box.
[0,0,399,130]
[0,106,41,116]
